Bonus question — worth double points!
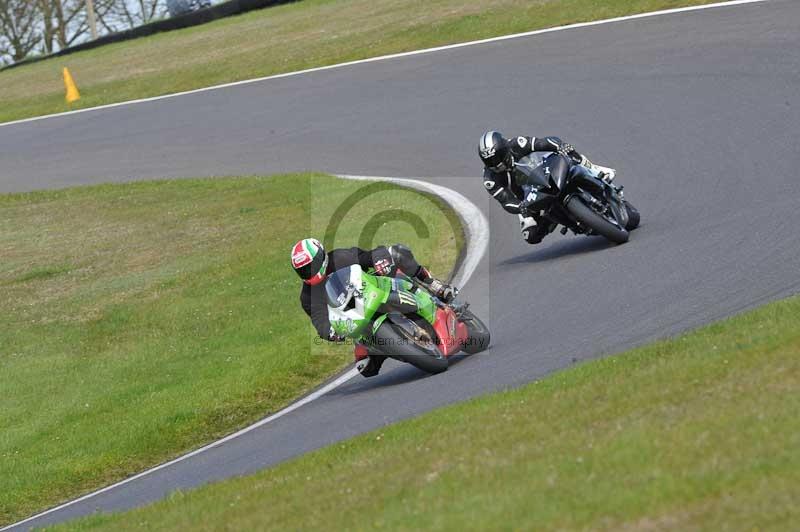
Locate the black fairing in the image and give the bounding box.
[564,165,629,229]
[514,152,629,233]
[514,163,549,189]
[514,153,563,212]
[565,165,605,196]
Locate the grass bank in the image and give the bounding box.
[0,174,463,525]
[56,294,800,530]
[0,0,724,124]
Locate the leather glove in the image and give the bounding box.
[557,142,576,156]
[428,279,456,303]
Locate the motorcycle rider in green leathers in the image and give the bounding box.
[291,237,454,338]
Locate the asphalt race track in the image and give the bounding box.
[2,0,799,528]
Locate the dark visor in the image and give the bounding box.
[485,151,506,171]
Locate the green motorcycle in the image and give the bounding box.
[326,265,490,375]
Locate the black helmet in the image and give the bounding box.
[478,130,510,172]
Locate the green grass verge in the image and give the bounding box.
[53,294,800,531]
[0,0,722,124]
[0,174,463,525]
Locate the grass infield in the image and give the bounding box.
[0,0,723,124]
[0,174,463,525]
[53,293,800,531]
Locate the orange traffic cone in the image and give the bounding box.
[63,67,80,103]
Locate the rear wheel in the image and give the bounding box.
[373,320,448,374]
[460,309,491,354]
[566,196,629,244]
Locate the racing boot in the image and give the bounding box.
[358,356,386,378]
[579,155,616,183]
[520,214,537,241]
[519,214,554,244]
[593,164,616,183]
[354,343,386,378]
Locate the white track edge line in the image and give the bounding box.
[1,175,488,531]
[0,0,767,130]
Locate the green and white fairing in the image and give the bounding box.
[325,265,437,339]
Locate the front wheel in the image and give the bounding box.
[623,200,640,230]
[372,320,448,374]
[460,309,491,354]
[566,196,629,244]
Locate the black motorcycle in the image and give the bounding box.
[515,151,640,244]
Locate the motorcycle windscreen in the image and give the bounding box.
[325,268,355,309]
[514,153,552,189]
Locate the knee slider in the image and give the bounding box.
[522,229,543,244]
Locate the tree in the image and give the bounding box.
[101,0,167,31]
[1,0,182,65]
[37,0,109,53]
[0,0,41,64]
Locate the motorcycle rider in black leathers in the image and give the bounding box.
[479,130,616,244]
[291,238,455,376]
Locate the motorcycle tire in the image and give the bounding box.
[566,196,629,244]
[460,309,491,354]
[373,321,448,374]
[624,201,641,230]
